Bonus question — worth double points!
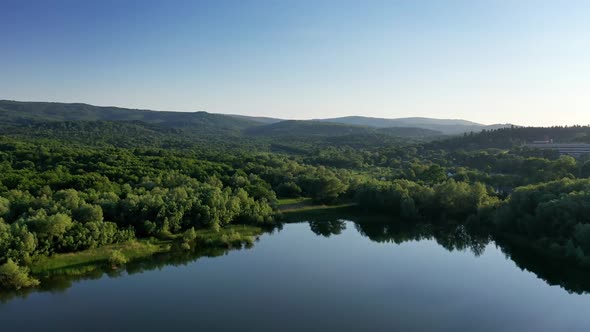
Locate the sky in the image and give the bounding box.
[1,0,589,126]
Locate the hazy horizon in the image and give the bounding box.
[2,1,589,126]
[0,98,509,126]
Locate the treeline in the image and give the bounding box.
[0,176,275,263]
[428,125,590,150]
[2,130,589,270]
[494,178,590,264]
[354,177,590,268]
[0,135,359,269]
[354,179,499,221]
[3,119,590,290]
[0,138,279,272]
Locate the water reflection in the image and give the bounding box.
[309,220,347,237]
[350,217,590,294]
[0,243,253,303]
[301,209,491,256]
[498,239,590,294]
[353,219,490,257]
[3,213,590,302]
[304,212,590,295]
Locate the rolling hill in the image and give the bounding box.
[226,114,283,125]
[317,116,512,135]
[0,100,511,138]
[243,120,443,138]
[0,100,261,134]
[228,113,513,135]
[428,125,590,150]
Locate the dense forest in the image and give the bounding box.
[2,100,590,290]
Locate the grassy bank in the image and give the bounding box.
[31,225,264,276]
[278,197,356,213]
[31,240,169,275]
[278,197,357,223]
[33,199,352,275]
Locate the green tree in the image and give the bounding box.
[276,182,302,198]
[0,197,9,218]
[0,259,40,290]
[581,161,590,178]
[73,204,104,223]
[182,227,197,243]
[108,250,128,267]
[40,213,73,238]
[421,164,447,184]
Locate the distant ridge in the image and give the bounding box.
[226,114,283,125]
[243,120,443,138]
[0,99,513,136]
[227,113,513,135]
[0,100,260,134]
[317,115,481,127]
[315,116,511,135]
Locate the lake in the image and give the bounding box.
[1,217,590,332]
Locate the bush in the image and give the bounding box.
[182,227,197,243]
[276,182,302,198]
[108,250,128,267]
[0,259,40,290]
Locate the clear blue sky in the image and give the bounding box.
[1,0,589,126]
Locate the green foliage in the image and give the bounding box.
[0,259,39,290]
[217,231,254,248]
[244,119,442,138]
[428,125,590,150]
[31,240,168,274]
[0,100,260,136]
[183,227,197,243]
[581,161,590,178]
[0,221,36,264]
[275,182,302,198]
[299,170,347,203]
[73,204,103,223]
[0,197,9,217]
[3,101,590,285]
[494,179,590,262]
[0,137,278,263]
[355,179,498,221]
[108,250,128,267]
[33,212,73,238]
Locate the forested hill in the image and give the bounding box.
[243,120,443,138]
[0,100,440,138]
[3,100,590,292]
[4,100,589,149]
[0,121,189,148]
[317,116,512,135]
[1,100,510,138]
[0,100,261,134]
[429,126,590,150]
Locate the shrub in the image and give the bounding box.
[108,250,128,267]
[182,227,197,243]
[0,259,40,290]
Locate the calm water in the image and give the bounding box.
[1,219,590,332]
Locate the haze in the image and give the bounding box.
[1,0,589,126]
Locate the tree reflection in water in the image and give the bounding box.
[3,213,590,302]
[305,212,590,295]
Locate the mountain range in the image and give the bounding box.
[0,100,512,137]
